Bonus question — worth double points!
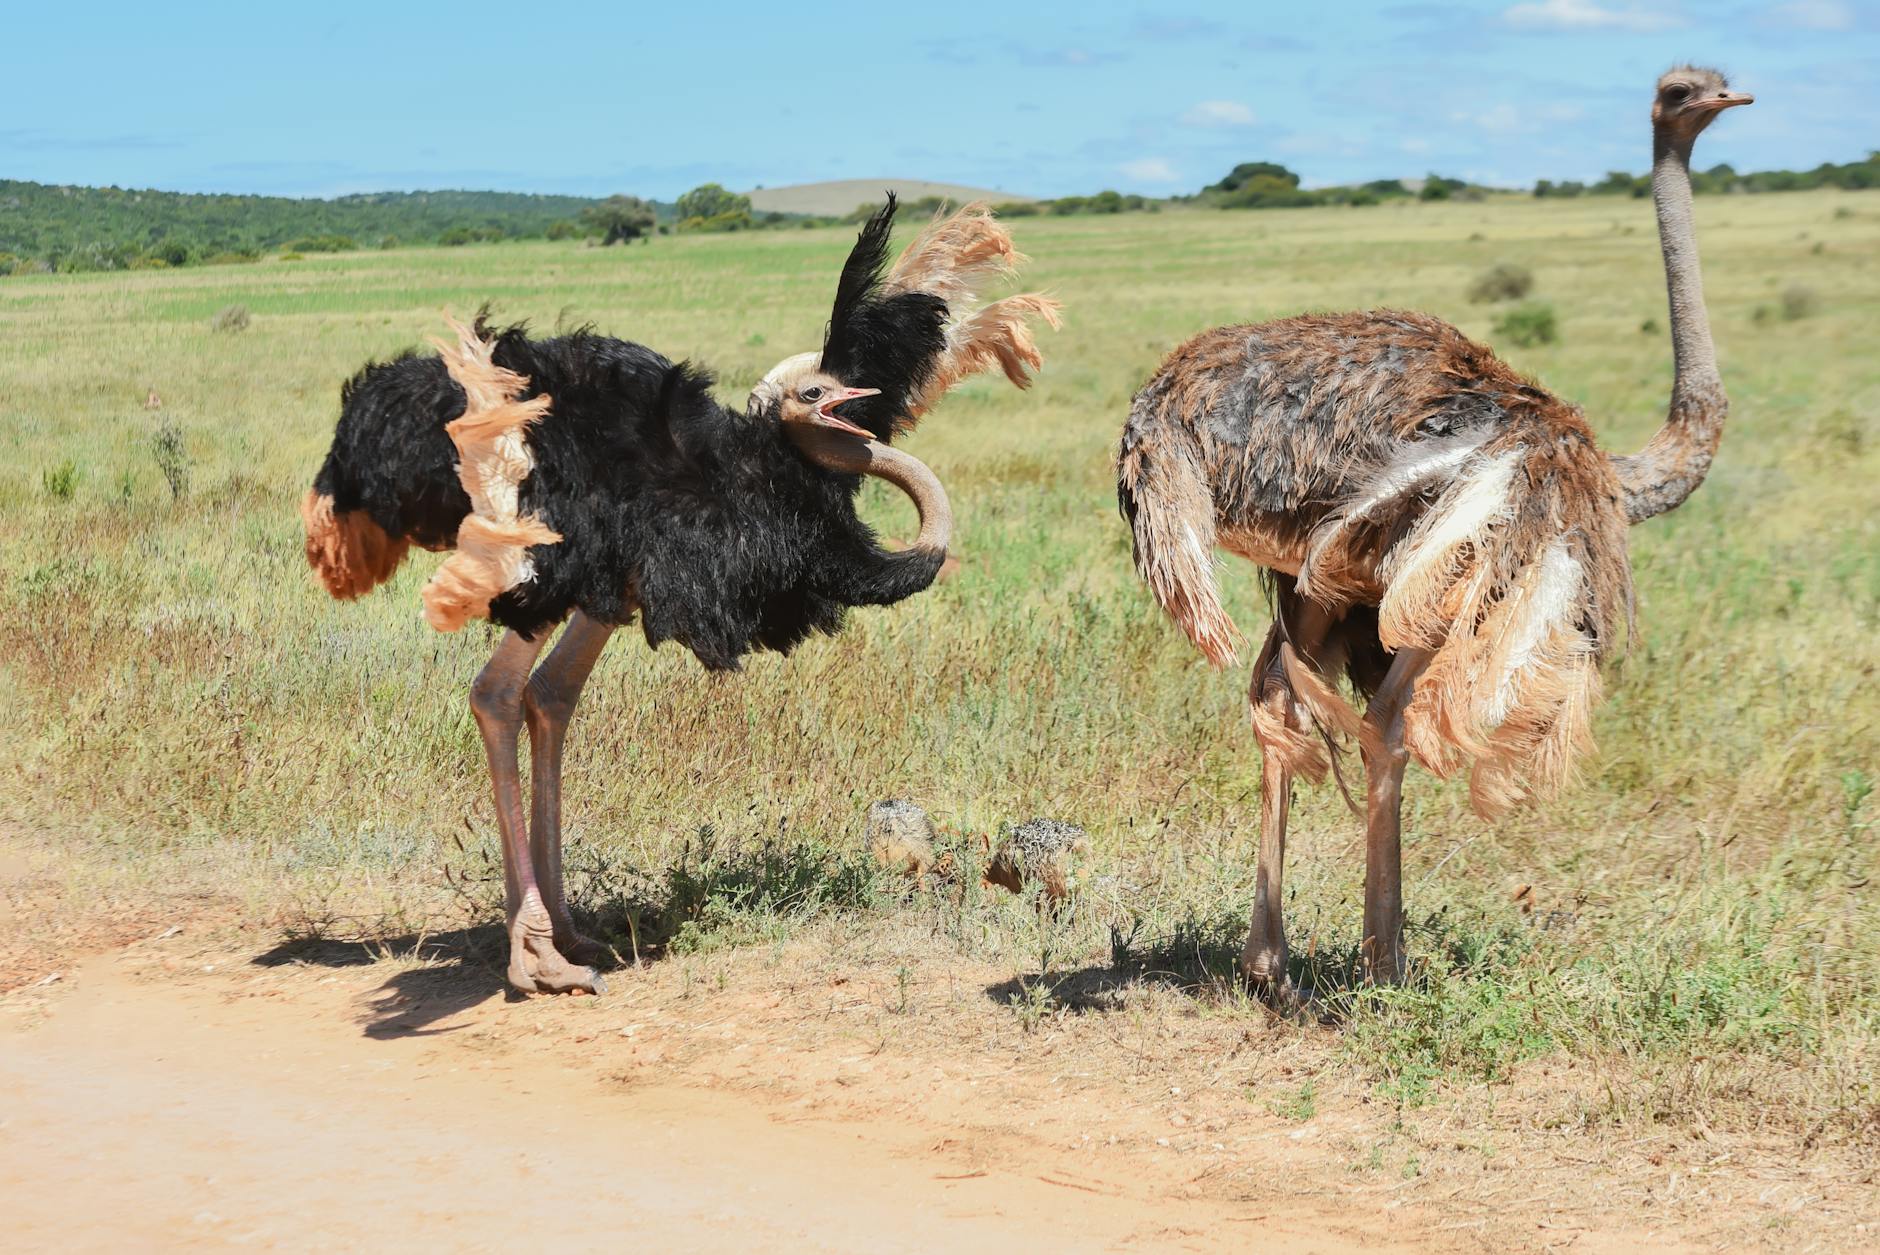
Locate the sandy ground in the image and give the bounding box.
[1,835,1871,1253]
[4,946,1405,1254]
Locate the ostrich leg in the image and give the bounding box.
[523,611,617,968]
[469,629,606,996]
[1356,647,1432,984]
[1241,597,1339,1007]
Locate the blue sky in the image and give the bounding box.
[3,1,1872,199]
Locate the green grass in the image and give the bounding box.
[2,190,1875,1144]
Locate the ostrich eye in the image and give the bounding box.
[801,386,824,402]
[1664,84,1691,104]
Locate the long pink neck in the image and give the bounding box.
[1611,127,1728,524]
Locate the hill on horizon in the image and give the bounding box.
[744,179,1037,217]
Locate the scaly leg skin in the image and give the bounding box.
[1241,744,1301,1010]
[470,628,606,996]
[1240,595,1338,1014]
[1357,648,1431,986]
[523,611,617,969]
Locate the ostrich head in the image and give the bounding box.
[1652,66,1752,144]
[749,192,1059,439]
[748,350,885,441]
[747,193,950,442]
[744,194,1060,560]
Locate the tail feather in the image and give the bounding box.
[1307,420,1633,818]
[419,315,562,632]
[887,201,1021,305]
[885,202,1061,426]
[1118,404,1241,668]
[301,489,410,599]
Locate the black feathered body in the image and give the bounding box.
[312,327,943,669]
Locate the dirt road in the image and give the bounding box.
[0,948,1404,1253]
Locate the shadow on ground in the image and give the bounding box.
[981,919,1371,1021]
[251,926,519,1038]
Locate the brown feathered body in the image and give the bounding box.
[1118,310,1634,817]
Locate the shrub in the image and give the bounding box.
[152,418,190,501]
[1780,285,1819,321]
[210,303,251,333]
[579,196,655,244]
[1218,175,1319,209]
[993,200,1041,217]
[675,183,751,222]
[1492,302,1558,348]
[286,234,357,253]
[439,226,504,246]
[678,209,753,233]
[1467,263,1534,303]
[42,460,79,499]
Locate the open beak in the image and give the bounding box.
[1693,92,1753,113]
[811,386,880,440]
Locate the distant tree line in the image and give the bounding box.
[5,152,1874,275]
[0,181,681,273]
[1535,151,1879,198]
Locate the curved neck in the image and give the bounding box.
[1611,128,1728,524]
[785,426,952,556]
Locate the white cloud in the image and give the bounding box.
[1120,157,1180,183]
[1456,103,1526,133]
[1400,137,1433,155]
[1502,0,1681,31]
[1763,0,1854,30]
[1180,100,1258,128]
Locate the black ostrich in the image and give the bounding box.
[301,198,1059,994]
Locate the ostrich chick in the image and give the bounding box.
[984,819,1091,906]
[866,799,938,878]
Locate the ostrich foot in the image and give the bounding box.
[551,928,615,970]
[1241,946,1315,1018]
[507,910,607,996]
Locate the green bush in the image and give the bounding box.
[42,460,79,500]
[1492,302,1558,347]
[1467,263,1535,303]
[285,234,357,253]
[675,183,751,223]
[579,196,654,244]
[678,209,753,233]
[151,419,190,501]
[1781,285,1820,321]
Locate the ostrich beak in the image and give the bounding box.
[1693,92,1753,113]
[812,386,880,439]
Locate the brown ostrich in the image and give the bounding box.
[1117,68,1751,1004]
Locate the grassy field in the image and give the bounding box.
[2,190,1876,1153]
